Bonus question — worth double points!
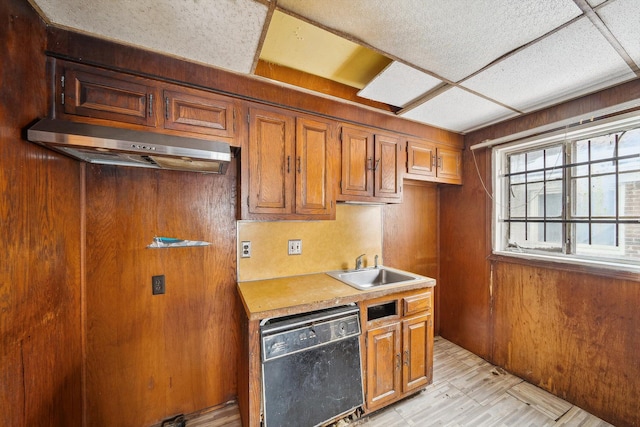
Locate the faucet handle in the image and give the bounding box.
[355,253,366,270]
[374,254,379,268]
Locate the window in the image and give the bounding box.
[493,113,640,271]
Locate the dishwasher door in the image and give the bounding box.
[261,305,364,427]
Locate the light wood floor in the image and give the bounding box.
[184,337,613,427]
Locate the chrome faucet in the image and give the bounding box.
[355,254,366,270]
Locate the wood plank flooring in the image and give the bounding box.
[184,337,612,427]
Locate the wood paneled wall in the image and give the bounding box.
[440,79,640,427]
[84,163,239,426]
[0,0,83,425]
[383,181,439,331]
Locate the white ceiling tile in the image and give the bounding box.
[277,0,582,82]
[31,0,268,73]
[399,87,517,133]
[461,18,636,113]
[357,62,442,108]
[597,0,640,67]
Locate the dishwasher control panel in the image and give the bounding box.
[261,306,360,361]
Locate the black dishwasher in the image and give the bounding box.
[260,305,364,427]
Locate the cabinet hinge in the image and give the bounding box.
[60,75,65,105]
[247,113,250,125]
[233,109,236,133]
[165,97,170,120]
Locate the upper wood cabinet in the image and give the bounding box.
[242,105,335,220]
[162,88,236,138]
[406,137,462,184]
[62,66,158,127]
[56,60,239,145]
[339,124,403,203]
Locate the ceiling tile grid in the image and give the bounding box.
[277,0,582,82]
[30,0,269,73]
[399,87,518,133]
[460,17,637,113]
[356,62,443,108]
[596,0,640,67]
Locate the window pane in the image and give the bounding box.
[546,223,563,244]
[526,149,545,171]
[619,172,640,217]
[619,155,640,173]
[508,222,526,246]
[591,174,616,217]
[545,181,563,217]
[576,223,590,244]
[545,146,563,180]
[621,224,640,261]
[592,223,616,246]
[509,183,526,217]
[572,177,589,217]
[575,140,589,163]
[619,128,640,156]
[509,152,526,174]
[528,182,544,218]
[589,134,616,161]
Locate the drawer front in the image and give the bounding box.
[403,292,431,316]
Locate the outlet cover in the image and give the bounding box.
[288,239,302,255]
[241,241,251,258]
[152,275,165,295]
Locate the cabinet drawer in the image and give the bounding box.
[403,292,431,316]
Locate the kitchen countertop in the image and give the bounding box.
[237,271,436,321]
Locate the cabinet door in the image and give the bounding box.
[374,134,402,201]
[341,125,373,197]
[247,107,295,214]
[366,322,402,410]
[437,147,462,183]
[406,139,436,178]
[295,117,333,216]
[163,89,235,138]
[63,67,157,127]
[402,314,433,393]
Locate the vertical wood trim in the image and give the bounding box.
[80,163,87,427]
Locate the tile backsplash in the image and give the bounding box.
[237,204,382,281]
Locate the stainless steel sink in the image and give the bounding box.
[326,266,427,291]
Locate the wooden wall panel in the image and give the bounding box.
[383,182,439,331]
[492,262,640,427]
[440,79,640,427]
[439,147,491,359]
[0,0,83,425]
[84,163,239,427]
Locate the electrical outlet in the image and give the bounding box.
[152,275,165,295]
[288,239,302,255]
[241,241,251,258]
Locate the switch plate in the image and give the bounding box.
[152,275,165,295]
[241,241,251,258]
[288,239,302,255]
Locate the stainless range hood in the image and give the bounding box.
[27,119,231,174]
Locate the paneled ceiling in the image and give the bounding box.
[29,0,640,134]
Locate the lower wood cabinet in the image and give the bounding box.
[360,289,434,412]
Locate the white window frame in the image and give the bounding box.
[491,111,640,273]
